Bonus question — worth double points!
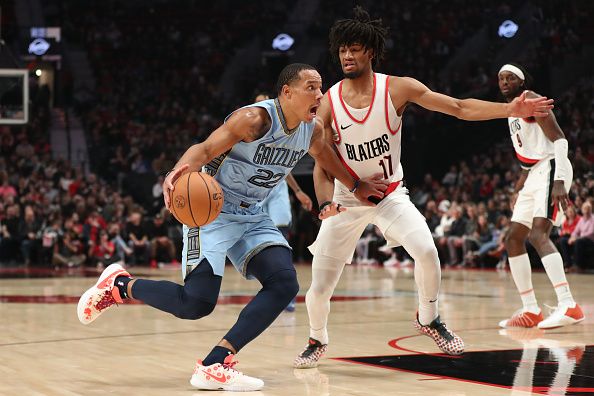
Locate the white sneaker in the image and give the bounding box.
[537,302,585,329]
[190,354,264,391]
[77,263,130,324]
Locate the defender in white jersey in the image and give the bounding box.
[497,63,584,330]
[294,7,555,368]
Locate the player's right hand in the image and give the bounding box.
[354,173,390,206]
[163,164,190,210]
[319,202,346,220]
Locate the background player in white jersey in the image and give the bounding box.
[77,64,387,392]
[294,7,555,367]
[255,93,314,311]
[497,63,584,330]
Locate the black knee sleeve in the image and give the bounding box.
[175,298,216,320]
[265,268,299,304]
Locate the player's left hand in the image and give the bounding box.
[551,180,570,212]
[296,190,313,212]
[318,202,346,220]
[509,91,554,118]
[163,164,190,210]
[354,173,390,206]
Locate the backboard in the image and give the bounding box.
[0,68,28,124]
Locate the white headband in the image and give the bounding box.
[499,64,525,81]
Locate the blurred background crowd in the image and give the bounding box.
[1,0,593,271]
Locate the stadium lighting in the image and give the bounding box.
[498,20,519,38]
[272,33,295,51]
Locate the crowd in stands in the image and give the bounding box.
[0,77,182,268]
[1,0,593,271]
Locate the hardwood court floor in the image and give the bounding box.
[0,263,592,395]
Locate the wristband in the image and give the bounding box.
[349,179,360,193]
[319,201,332,212]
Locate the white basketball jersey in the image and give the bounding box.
[508,117,554,169]
[328,73,403,188]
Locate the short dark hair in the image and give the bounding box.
[329,6,388,67]
[275,63,317,96]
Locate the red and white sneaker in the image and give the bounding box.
[190,354,264,391]
[77,263,130,324]
[498,308,544,328]
[537,302,585,329]
[414,315,464,355]
[294,338,328,368]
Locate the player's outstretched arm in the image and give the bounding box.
[163,107,269,209]
[396,77,554,121]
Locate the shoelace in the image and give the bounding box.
[511,308,525,317]
[431,321,454,342]
[544,303,561,316]
[301,341,323,357]
[95,290,118,312]
[222,359,240,374]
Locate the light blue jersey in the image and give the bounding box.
[260,179,292,228]
[182,99,314,280]
[206,99,313,206]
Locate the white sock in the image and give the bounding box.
[508,254,539,313]
[305,255,345,345]
[541,252,574,305]
[398,229,440,325]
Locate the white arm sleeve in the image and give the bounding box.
[553,138,569,180]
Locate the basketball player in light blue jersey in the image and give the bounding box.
[77,63,387,392]
[255,92,314,312]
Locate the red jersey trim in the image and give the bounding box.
[327,91,341,145]
[335,149,360,180]
[338,73,376,124]
[552,203,559,222]
[385,181,401,197]
[522,117,537,123]
[384,75,402,135]
[515,151,540,164]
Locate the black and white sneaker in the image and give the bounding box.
[294,337,328,369]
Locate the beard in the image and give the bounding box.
[343,69,364,79]
[503,87,521,101]
[502,84,525,101]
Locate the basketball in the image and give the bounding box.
[169,172,224,227]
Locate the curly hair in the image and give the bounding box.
[328,6,389,67]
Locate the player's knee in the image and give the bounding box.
[269,269,299,303]
[413,243,439,266]
[176,299,216,320]
[527,231,548,249]
[504,232,522,251]
[309,282,333,298]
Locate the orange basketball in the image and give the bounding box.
[169,172,224,227]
